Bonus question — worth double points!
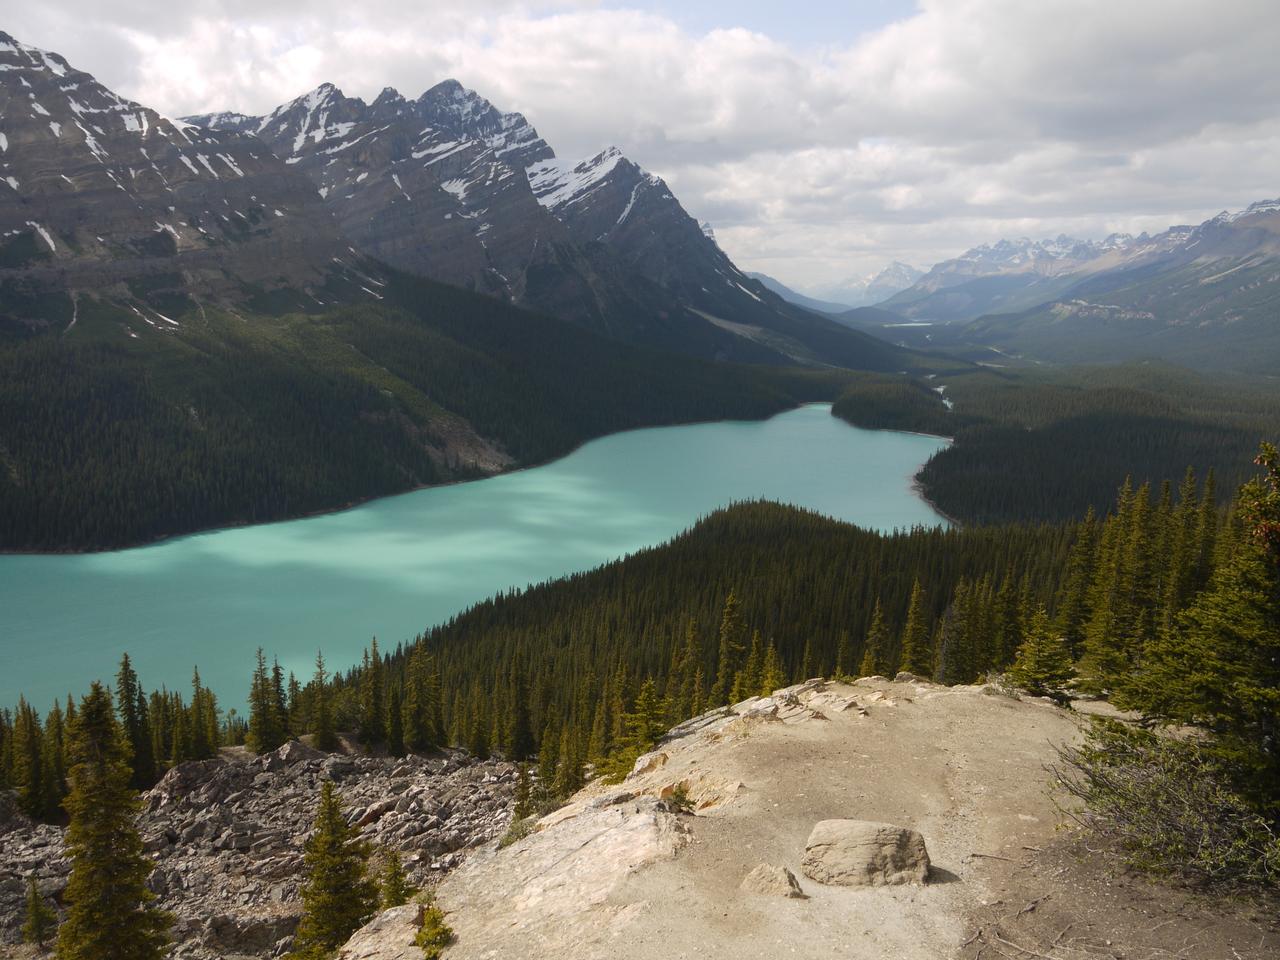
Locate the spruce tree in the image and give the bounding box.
[859,599,889,677]
[12,699,45,820]
[1007,607,1073,697]
[358,640,386,747]
[505,654,535,760]
[758,643,785,696]
[709,592,747,705]
[310,652,338,752]
[386,683,405,758]
[291,782,377,956]
[376,849,415,908]
[247,649,285,755]
[115,655,155,790]
[898,580,933,677]
[22,875,57,950]
[1119,445,1280,809]
[56,682,169,960]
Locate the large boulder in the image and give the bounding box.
[800,820,930,886]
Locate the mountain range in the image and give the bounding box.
[179,79,903,369]
[861,202,1280,371]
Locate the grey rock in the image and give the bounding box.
[800,820,931,887]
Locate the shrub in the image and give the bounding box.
[497,817,536,849]
[1053,720,1280,887]
[414,896,455,960]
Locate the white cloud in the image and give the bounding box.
[7,0,1278,289]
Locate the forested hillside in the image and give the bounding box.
[0,271,856,551]
[833,363,1280,524]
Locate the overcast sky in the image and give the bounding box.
[9,0,1279,292]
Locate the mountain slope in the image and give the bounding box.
[0,31,363,332]
[745,272,853,314]
[0,265,844,551]
[188,83,919,371]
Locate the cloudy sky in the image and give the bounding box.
[10,0,1278,293]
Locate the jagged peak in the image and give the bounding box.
[0,30,76,78]
[372,86,404,106]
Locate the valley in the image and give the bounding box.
[1,9,1278,960]
[0,404,947,709]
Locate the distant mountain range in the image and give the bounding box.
[851,201,1280,372]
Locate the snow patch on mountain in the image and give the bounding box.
[527,147,623,211]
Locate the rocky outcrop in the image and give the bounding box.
[740,863,807,899]
[800,820,931,887]
[334,903,423,960]
[0,743,516,959]
[395,676,1082,960]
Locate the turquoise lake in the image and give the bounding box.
[0,405,948,709]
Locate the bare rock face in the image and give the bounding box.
[0,745,517,959]
[335,903,423,960]
[739,863,807,899]
[800,820,930,887]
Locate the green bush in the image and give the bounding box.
[1054,720,1280,887]
[414,898,455,960]
[497,817,536,850]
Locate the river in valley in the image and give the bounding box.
[0,405,948,708]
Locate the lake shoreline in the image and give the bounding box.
[2,402,824,557]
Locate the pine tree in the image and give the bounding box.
[386,683,405,758]
[12,699,45,820]
[1119,445,1280,809]
[731,631,764,702]
[358,640,386,747]
[513,763,533,820]
[310,652,338,752]
[709,592,747,706]
[42,703,67,817]
[505,654,535,760]
[22,875,57,950]
[376,849,415,908]
[291,782,377,956]
[247,649,285,755]
[899,580,932,677]
[834,630,853,679]
[115,655,155,790]
[1055,507,1098,657]
[758,643,785,696]
[935,579,974,685]
[56,682,170,960]
[1007,607,1073,697]
[859,599,889,677]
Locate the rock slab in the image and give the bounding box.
[800,820,930,887]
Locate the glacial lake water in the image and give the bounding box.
[0,404,948,709]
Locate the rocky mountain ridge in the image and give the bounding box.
[0,31,370,333]
[184,76,907,368]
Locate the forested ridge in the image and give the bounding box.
[833,362,1280,525]
[0,271,853,551]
